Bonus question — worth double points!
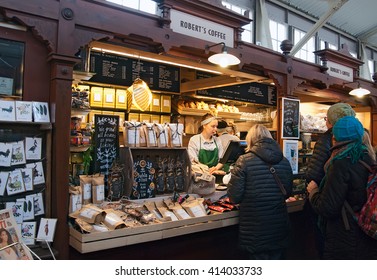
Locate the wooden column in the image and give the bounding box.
[48,54,80,260]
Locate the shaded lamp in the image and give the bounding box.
[348,82,371,98]
[205,42,240,67]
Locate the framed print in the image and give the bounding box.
[15,101,32,122]
[25,137,42,160]
[32,102,50,123]
[282,97,300,139]
[0,38,25,98]
[283,140,299,175]
[37,218,57,242]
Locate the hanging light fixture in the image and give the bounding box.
[348,82,371,98]
[205,42,240,68]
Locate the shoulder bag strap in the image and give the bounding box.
[250,151,287,196]
[268,165,287,196]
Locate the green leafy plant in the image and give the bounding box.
[83,145,93,175]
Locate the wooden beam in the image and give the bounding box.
[181,75,254,92]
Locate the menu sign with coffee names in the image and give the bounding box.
[197,82,277,106]
[89,52,180,93]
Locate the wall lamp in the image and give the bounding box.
[205,42,240,68]
[345,81,371,98]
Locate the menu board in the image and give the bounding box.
[89,52,180,93]
[197,82,277,106]
[94,114,119,185]
[282,98,300,139]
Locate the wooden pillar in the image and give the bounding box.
[48,54,80,259]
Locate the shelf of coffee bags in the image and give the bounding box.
[69,206,240,254]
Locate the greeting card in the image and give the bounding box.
[25,137,42,160]
[15,101,33,122]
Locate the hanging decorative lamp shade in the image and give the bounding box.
[126,78,152,111]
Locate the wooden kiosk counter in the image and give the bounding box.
[69,196,304,254]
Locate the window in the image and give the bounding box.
[293,28,315,63]
[319,40,337,51]
[270,20,287,52]
[106,0,157,14]
[368,59,374,80]
[222,1,253,43]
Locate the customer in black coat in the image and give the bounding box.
[227,124,293,260]
[305,103,356,258]
[307,116,377,259]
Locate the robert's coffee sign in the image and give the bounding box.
[170,9,234,47]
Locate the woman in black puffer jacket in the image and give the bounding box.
[227,124,293,260]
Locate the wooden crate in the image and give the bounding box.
[69,210,239,253]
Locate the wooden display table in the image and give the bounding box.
[70,210,239,253]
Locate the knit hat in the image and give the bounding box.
[333,116,364,142]
[217,120,228,132]
[327,103,355,125]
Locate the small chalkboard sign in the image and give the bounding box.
[94,114,119,187]
[282,98,300,139]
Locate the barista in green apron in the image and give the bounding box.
[198,136,219,168]
[187,113,224,174]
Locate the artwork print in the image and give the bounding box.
[21,221,37,245]
[26,161,45,185]
[283,140,299,175]
[0,171,9,196]
[6,169,26,195]
[32,102,50,123]
[25,137,42,160]
[11,201,24,224]
[11,141,26,166]
[0,100,16,121]
[37,218,57,242]
[15,101,33,122]
[21,168,33,191]
[33,192,45,216]
[23,195,35,221]
[0,142,12,167]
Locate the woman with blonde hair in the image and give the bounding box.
[187,113,224,174]
[227,124,293,259]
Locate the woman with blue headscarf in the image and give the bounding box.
[306,116,377,259]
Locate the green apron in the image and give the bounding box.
[198,136,219,168]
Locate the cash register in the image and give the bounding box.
[214,140,248,189]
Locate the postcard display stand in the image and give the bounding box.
[0,120,52,256]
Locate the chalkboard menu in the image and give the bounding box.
[282,98,300,139]
[89,51,180,93]
[94,114,119,186]
[197,82,277,106]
